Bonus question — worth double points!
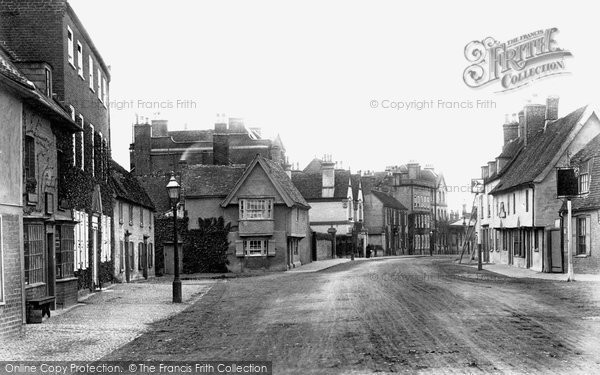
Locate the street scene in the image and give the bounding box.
[1,1,600,374]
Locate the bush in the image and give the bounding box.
[183,217,231,273]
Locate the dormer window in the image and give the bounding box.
[44,67,52,97]
[579,161,590,194]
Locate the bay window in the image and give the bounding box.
[239,199,273,220]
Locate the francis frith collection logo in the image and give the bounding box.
[463,28,572,92]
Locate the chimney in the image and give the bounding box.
[518,110,525,139]
[523,103,546,144]
[283,156,292,179]
[487,161,497,177]
[321,154,335,198]
[214,113,227,133]
[503,113,519,146]
[407,162,420,179]
[213,115,230,165]
[151,119,168,137]
[228,118,245,133]
[545,96,559,130]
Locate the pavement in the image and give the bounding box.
[460,260,600,281]
[0,278,214,361]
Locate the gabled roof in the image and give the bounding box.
[371,190,407,210]
[572,134,600,211]
[182,165,245,197]
[110,160,155,210]
[222,155,309,208]
[303,158,323,173]
[135,173,174,214]
[490,106,588,194]
[291,169,352,200]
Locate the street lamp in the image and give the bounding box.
[166,174,182,303]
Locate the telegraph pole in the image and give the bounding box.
[566,198,574,281]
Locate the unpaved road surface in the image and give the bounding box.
[105,257,600,374]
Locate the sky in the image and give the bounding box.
[68,0,600,213]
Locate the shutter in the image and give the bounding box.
[586,216,591,255]
[571,217,577,254]
[235,240,244,257]
[268,240,276,257]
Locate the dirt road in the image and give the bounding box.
[105,257,600,374]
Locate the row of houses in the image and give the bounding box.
[130,115,461,268]
[0,0,465,340]
[0,0,159,339]
[475,96,600,274]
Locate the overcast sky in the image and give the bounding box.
[68,0,600,212]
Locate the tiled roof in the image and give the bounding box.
[0,45,34,88]
[182,165,246,197]
[136,173,174,214]
[572,134,600,211]
[303,158,323,173]
[110,160,155,209]
[371,190,408,210]
[261,158,309,207]
[490,106,587,194]
[0,43,79,131]
[291,169,352,200]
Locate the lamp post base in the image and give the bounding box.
[173,279,182,303]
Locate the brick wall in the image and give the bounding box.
[0,211,24,339]
[55,278,77,308]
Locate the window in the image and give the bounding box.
[24,136,35,180]
[55,225,75,279]
[244,239,268,256]
[129,241,134,271]
[24,223,44,284]
[76,41,83,77]
[119,241,124,272]
[138,243,143,270]
[129,204,134,226]
[89,56,94,90]
[44,67,52,97]
[526,190,529,212]
[239,199,273,220]
[513,193,516,214]
[487,195,491,218]
[507,196,510,216]
[513,230,523,257]
[579,161,590,194]
[90,124,94,176]
[140,207,144,227]
[102,77,107,105]
[78,115,84,171]
[119,202,124,224]
[67,26,74,66]
[97,68,102,100]
[148,243,153,268]
[577,218,587,255]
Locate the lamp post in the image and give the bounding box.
[166,174,182,303]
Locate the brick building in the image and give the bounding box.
[1,0,113,294]
[1,40,78,334]
[476,97,600,272]
[378,163,448,255]
[362,186,407,256]
[130,116,288,174]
